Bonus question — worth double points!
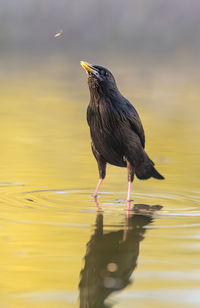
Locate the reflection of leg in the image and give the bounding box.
[123,206,131,241]
[95,210,104,234]
[93,179,103,198]
[93,196,103,212]
[127,199,131,219]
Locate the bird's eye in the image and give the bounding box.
[100,70,109,77]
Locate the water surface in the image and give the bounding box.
[0,59,200,307]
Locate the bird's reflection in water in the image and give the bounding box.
[79,204,162,308]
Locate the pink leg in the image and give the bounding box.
[127,181,133,202]
[93,178,103,198]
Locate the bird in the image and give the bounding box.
[80,61,164,201]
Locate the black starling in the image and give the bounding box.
[81,61,164,201]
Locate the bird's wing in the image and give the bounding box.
[115,97,145,148]
[87,96,145,148]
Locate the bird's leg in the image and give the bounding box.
[93,160,106,198]
[125,158,134,202]
[127,182,133,202]
[93,179,103,198]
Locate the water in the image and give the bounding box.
[0,58,200,307]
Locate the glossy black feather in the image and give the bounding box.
[85,64,164,181]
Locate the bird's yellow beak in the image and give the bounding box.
[80,61,93,72]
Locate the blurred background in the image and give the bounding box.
[1,0,199,193]
[1,0,200,81]
[1,1,200,308]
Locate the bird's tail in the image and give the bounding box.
[135,153,164,180]
[151,167,164,179]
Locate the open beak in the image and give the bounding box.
[80,60,102,81]
[80,61,94,73]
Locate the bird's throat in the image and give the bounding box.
[89,84,104,104]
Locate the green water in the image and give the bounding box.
[0,59,200,307]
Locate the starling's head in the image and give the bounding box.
[80,61,117,93]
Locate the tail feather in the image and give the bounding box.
[135,153,164,180]
[151,167,164,180]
